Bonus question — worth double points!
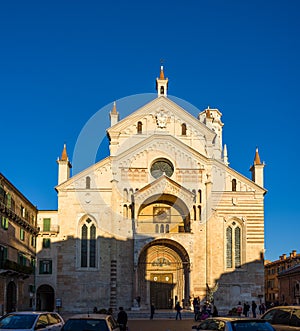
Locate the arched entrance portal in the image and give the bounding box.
[6,281,16,313]
[36,285,55,311]
[137,239,190,309]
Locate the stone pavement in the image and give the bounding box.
[127,318,197,331]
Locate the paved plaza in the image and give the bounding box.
[127,318,196,331]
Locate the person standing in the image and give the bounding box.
[175,301,182,320]
[251,301,257,318]
[117,307,128,331]
[150,303,155,319]
[237,302,243,316]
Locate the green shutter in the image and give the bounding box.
[43,218,51,231]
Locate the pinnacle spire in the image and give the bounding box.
[254,147,262,165]
[159,65,165,80]
[60,144,68,161]
[111,101,117,115]
[156,65,168,97]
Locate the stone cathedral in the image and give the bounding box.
[36,67,266,314]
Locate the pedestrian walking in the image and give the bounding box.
[175,301,182,320]
[150,303,155,319]
[251,301,257,318]
[117,307,128,331]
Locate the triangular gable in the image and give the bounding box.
[134,174,194,206]
[55,156,112,191]
[107,96,215,140]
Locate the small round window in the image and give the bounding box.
[150,159,174,178]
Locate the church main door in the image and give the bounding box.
[137,239,190,310]
[150,273,173,309]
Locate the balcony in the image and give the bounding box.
[0,259,34,279]
[0,201,38,235]
[39,225,60,235]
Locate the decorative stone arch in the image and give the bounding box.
[137,193,191,233]
[135,239,190,310]
[36,284,55,311]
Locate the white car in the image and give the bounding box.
[0,311,64,331]
[61,314,121,331]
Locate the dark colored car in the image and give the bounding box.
[261,305,300,331]
[192,317,275,331]
[61,314,120,331]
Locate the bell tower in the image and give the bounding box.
[156,66,168,97]
[57,144,72,185]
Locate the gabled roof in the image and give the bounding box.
[107,96,216,140]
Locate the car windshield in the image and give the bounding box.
[0,314,36,329]
[232,321,274,331]
[62,319,109,331]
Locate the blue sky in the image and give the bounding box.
[0,0,299,262]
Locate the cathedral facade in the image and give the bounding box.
[36,68,266,314]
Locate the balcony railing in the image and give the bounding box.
[39,225,60,234]
[0,259,34,277]
[0,201,38,235]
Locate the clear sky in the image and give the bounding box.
[0,0,299,262]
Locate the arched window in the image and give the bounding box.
[80,219,97,268]
[129,188,134,201]
[123,205,128,218]
[193,205,196,221]
[198,205,202,221]
[226,221,242,269]
[137,121,142,134]
[166,224,169,233]
[192,190,196,203]
[181,123,187,135]
[155,224,159,233]
[86,176,91,189]
[232,179,237,191]
[226,227,233,268]
[198,190,202,203]
[160,224,164,233]
[90,225,96,267]
[235,227,241,268]
[160,86,164,95]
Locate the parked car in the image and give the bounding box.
[0,311,64,331]
[192,317,275,331]
[61,314,120,331]
[261,305,300,331]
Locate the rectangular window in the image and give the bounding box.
[5,193,11,208]
[31,235,36,248]
[0,185,5,202]
[20,228,25,241]
[18,253,27,266]
[11,198,15,212]
[39,260,52,274]
[42,238,51,248]
[0,245,8,264]
[1,216,8,230]
[21,206,25,218]
[43,218,51,231]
